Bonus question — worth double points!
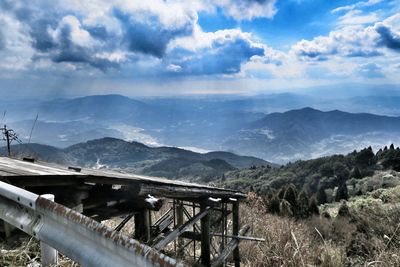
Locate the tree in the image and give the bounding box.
[283,184,298,209]
[297,190,310,218]
[316,186,328,204]
[334,163,350,182]
[308,197,320,216]
[350,167,362,179]
[337,201,351,217]
[355,147,376,167]
[267,194,280,214]
[335,182,348,202]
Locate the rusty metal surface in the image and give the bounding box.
[0,181,184,267]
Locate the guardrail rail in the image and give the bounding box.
[0,181,183,267]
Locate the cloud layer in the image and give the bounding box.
[0,0,399,96]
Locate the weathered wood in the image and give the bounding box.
[8,176,82,187]
[211,225,250,267]
[151,208,174,236]
[201,202,211,267]
[139,184,246,200]
[154,206,211,250]
[135,209,151,243]
[180,231,201,241]
[177,201,184,257]
[0,157,246,201]
[211,233,265,242]
[232,202,240,267]
[114,214,134,232]
[83,196,163,211]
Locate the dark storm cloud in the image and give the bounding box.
[48,22,118,71]
[375,23,400,51]
[113,8,193,58]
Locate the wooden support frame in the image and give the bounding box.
[211,225,250,267]
[154,206,210,250]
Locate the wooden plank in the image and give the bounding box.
[211,225,250,267]
[154,206,211,250]
[139,184,246,200]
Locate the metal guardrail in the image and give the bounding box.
[0,181,183,267]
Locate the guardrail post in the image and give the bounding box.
[40,194,58,267]
[3,221,13,238]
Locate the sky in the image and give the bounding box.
[0,0,399,99]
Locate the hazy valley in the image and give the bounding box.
[2,92,400,164]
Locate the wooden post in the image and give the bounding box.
[5,125,11,157]
[201,201,211,267]
[135,209,150,243]
[232,202,240,267]
[177,201,184,257]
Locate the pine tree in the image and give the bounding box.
[335,182,348,202]
[283,184,298,209]
[308,197,320,216]
[297,190,310,218]
[337,201,351,217]
[316,186,328,204]
[267,194,280,214]
[351,167,362,179]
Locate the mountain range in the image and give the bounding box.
[0,137,271,181]
[2,93,400,163]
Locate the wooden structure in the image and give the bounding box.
[0,157,250,266]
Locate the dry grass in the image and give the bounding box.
[239,193,345,267]
[3,187,400,267]
[0,236,78,267]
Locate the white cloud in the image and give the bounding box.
[332,0,382,14]
[213,0,277,20]
[337,10,379,26]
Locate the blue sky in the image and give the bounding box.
[0,0,399,98]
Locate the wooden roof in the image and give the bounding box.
[0,157,246,200]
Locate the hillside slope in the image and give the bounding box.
[0,137,272,181]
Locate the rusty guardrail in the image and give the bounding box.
[0,181,183,267]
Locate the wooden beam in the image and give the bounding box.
[139,184,247,200]
[211,233,265,242]
[232,202,240,267]
[114,214,134,232]
[154,206,211,250]
[180,231,201,241]
[211,225,250,267]
[176,201,184,257]
[201,202,211,267]
[135,209,151,243]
